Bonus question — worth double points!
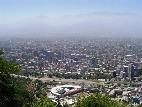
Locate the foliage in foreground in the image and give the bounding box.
[75,93,128,107]
[0,50,22,107]
[0,49,57,107]
[32,96,56,107]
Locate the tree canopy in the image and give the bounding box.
[75,93,128,107]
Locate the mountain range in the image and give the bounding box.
[0,12,142,38]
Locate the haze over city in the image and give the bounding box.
[0,0,142,38]
[2,1,142,107]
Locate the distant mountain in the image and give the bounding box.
[0,12,142,38]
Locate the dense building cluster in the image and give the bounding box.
[1,38,142,105]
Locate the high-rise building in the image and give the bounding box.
[128,63,139,81]
[112,70,117,78]
[128,63,132,80]
[90,57,98,68]
[123,65,128,77]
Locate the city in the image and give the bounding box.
[0,0,142,107]
[1,38,142,106]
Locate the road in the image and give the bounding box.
[12,74,104,85]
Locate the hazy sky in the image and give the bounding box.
[0,0,142,24]
[0,0,142,38]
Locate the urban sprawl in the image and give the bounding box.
[1,38,142,106]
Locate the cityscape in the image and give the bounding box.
[1,38,142,106]
[1,0,142,107]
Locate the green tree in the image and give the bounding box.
[32,96,56,107]
[75,93,128,107]
[0,49,58,107]
[0,50,31,107]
